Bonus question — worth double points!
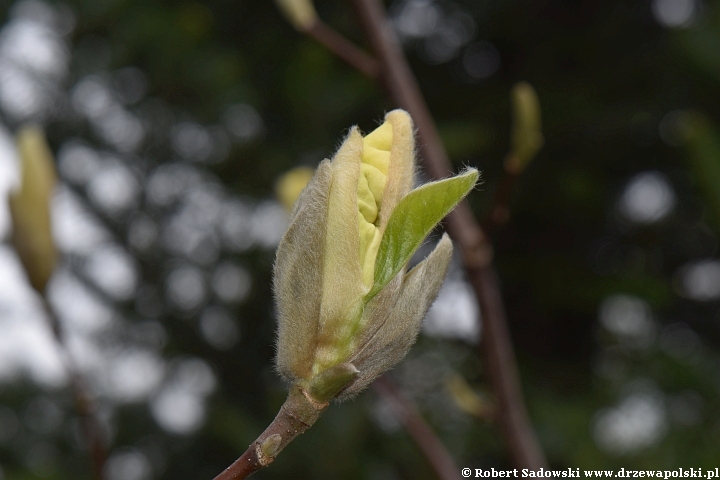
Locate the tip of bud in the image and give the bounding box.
[508,81,543,174]
[364,121,393,151]
[275,0,317,31]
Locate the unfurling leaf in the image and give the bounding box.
[368,169,478,300]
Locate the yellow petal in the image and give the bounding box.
[361,162,386,205]
[377,110,415,230]
[357,172,378,223]
[363,121,393,151]
[361,145,390,175]
[358,212,376,271]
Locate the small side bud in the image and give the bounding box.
[446,373,489,419]
[9,125,58,293]
[306,362,359,403]
[259,434,283,460]
[505,81,543,175]
[275,0,317,31]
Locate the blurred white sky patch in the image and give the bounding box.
[47,267,114,334]
[677,259,720,301]
[390,0,477,66]
[618,171,675,225]
[171,121,217,163]
[52,185,111,253]
[101,348,166,403]
[249,200,288,248]
[599,294,656,348]
[57,140,101,186]
[0,0,71,122]
[199,305,239,350]
[593,381,667,455]
[165,265,207,312]
[0,124,19,237]
[150,357,216,435]
[222,103,264,143]
[423,278,480,343]
[72,75,145,152]
[211,261,251,304]
[220,199,255,252]
[105,448,152,480]
[83,244,138,300]
[0,246,66,387]
[86,158,140,216]
[652,0,696,28]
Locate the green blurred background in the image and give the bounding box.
[1,0,720,478]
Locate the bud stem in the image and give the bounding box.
[212,386,329,480]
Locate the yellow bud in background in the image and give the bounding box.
[9,125,58,293]
[275,0,317,31]
[505,81,544,175]
[276,166,315,212]
[446,373,491,419]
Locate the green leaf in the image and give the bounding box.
[367,169,478,300]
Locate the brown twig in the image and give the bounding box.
[349,0,548,470]
[213,386,328,480]
[482,155,521,235]
[305,19,380,78]
[373,377,461,480]
[41,298,107,480]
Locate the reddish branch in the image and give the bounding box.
[42,299,107,480]
[305,19,379,78]
[349,0,548,470]
[483,163,519,234]
[213,387,327,480]
[374,377,461,480]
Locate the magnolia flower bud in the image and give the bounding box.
[274,110,478,400]
[274,0,317,31]
[505,81,543,175]
[9,125,58,293]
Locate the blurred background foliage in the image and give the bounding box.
[0,0,720,478]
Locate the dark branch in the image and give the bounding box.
[305,19,379,79]
[42,298,107,480]
[374,377,461,480]
[348,0,548,469]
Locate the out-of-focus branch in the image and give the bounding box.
[275,0,379,78]
[42,299,107,480]
[306,20,379,78]
[373,376,461,480]
[9,125,107,480]
[347,0,548,469]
